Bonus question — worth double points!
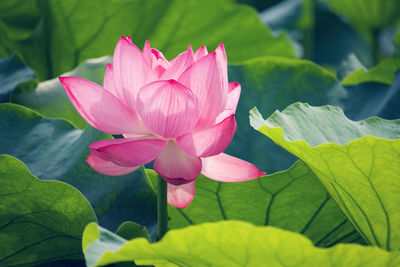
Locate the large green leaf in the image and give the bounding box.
[0,0,295,80]
[83,221,400,267]
[11,56,111,129]
[250,103,400,250]
[165,161,363,247]
[321,0,400,33]
[0,155,96,266]
[227,56,345,171]
[0,103,157,233]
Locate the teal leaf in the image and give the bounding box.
[0,103,157,234]
[168,161,363,247]
[0,54,34,102]
[250,103,400,250]
[83,221,400,267]
[0,154,96,266]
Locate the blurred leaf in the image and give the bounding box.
[11,56,111,129]
[260,0,314,31]
[0,0,295,80]
[227,56,345,172]
[0,155,96,266]
[0,103,157,235]
[321,0,400,33]
[0,54,35,102]
[83,221,400,267]
[342,57,400,85]
[168,161,363,247]
[250,103,400,250]
[116,222,150,241]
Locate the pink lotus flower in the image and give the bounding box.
[59,36,264,208]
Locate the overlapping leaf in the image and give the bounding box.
[0,155,96,266]
[160,161,363,247]
[83,221,400,267]
[228,56,345,171]
[0,103,157,233]
[250,103,400,250]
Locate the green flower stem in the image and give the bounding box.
[157,175,168,240]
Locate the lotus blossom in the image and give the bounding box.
[59,36,264,208]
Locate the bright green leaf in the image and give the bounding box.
[0,155,96,266]
[83,221,400,267]
[0,103,157,234]
[168,160,363,247]
[250,103,400,250]
[0,0,295,80]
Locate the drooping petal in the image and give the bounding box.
[59,76,147,135]
[161,45,195,80]
[113,36,157,109]
[167,181,195,209]
[86,153,139,176]
[194,45,208,61]
[136,80,201,138]
[154,141,202,185]
[89,138,167,167]
[178,51,227,129]
[176,113,236,157]
[225,82,241,113]
[201,153,265,182]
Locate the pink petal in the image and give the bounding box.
[161,45,195,80]
[142,40,152,65]
[176,114,236,157]
[103,63,119,98]
[225,82,241,112]
[154,141,202,185]
[142,40,170,77]
[89,138,167,167]
[113,36,157,110]
[167,181,195,209]
[194,45,208,61]
[201,153,265,182]
[86,153,139,176]
[178,52,228,129]
[136,80,201,138]
[59,76,147,135]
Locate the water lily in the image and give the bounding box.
[59,36,264,208]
